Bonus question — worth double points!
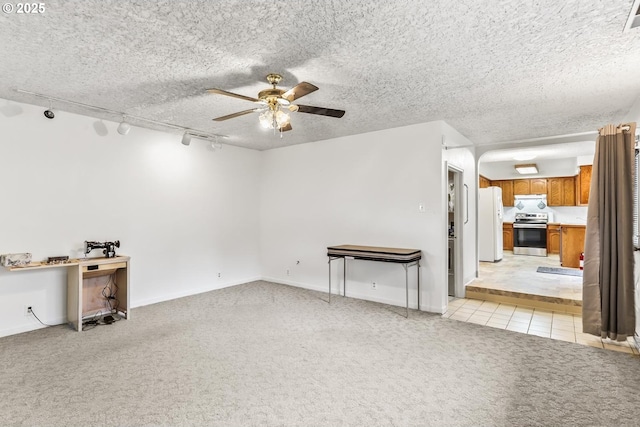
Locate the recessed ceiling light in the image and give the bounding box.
[515,164,538,175]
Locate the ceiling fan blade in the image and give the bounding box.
[206,88,261,103]
[212,108,261,121]
[282,82,319,101]
[280,123,292,132]
[296,104,345,118]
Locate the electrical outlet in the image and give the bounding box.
[286,269,290,276]
[372,282,377,290]
[25,305,33,316]
[217,272,222,278]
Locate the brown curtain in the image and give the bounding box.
[582,123,636,341]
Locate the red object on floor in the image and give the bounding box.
[579,252,584,270]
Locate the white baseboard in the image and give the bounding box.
[261,276,441,312]
[133,276,262,308]
[0,315,67,338]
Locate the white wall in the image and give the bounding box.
[259,121,459,313]
[0,100,262,337]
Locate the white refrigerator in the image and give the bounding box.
[478,187,504,262]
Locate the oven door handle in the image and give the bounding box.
[513,223,547,229]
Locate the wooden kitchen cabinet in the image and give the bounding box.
[503,222,513,251]
[561,225,586,268]
[547,177,576,206]
[513,180,530,196]
[547,224,561,255]
[530,178,547,194]
[479,175,491,188]
[577,165,592,206]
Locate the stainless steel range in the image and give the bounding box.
[513,212,548,256]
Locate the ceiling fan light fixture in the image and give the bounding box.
[515,163,538,175]
[275,109,290,127]
[259,110,274,129]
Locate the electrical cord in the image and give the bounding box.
[29,308,57,327]
[100,274,121,323]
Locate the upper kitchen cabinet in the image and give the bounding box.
[513,179,530,195]
[511,178,547,196]
[479,175,491,188]
[576,165,592,206]
[547,177,576,206]
[530,178,547,194]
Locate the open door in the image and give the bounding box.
[447,165,465,298]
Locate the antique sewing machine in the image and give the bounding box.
[84,240,120,258]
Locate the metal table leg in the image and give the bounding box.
[403,263,409,318]
[328,257,331,304]
[342,257,347,296]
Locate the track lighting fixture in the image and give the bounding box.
[43,99,54,119]
[117,115,131,135]
[15,89,227,146]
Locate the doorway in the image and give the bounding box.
[447,165,465,298]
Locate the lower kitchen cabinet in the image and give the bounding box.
[561,225,586,268]
[503,222,513,251]
[547,224,560,255]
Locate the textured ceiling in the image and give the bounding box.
[1,0,640,150]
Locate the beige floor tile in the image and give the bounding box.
[454,307,476,315]
[552,313,574,322]
[491,312,511,321]
[442,311,453,318]
[450,312,472,322]
[448,299,466,307]
[506,323,529,333]
[528,323,551,333]
[576,339,604,349]
[508,318,531,328]
[575,332,601,343]
[475,302,499,313]
[510,312,533,322]
[603,343,634,354]
[551,320,576,333]
[551,331,576,342]
[531,314,553,322]
[529,319,552,328]
[468,316,489,326]
[462,299,484,308]
[514,307,534,314]
[494,305,516,315]
[486,321,508,329]
[528,329,551,338]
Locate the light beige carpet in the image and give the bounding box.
[1,281,639,426]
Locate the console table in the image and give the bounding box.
[326,245,421,317]
[7,256,130,331]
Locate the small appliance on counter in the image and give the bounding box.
[84,240,120,258]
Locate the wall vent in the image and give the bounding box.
[624,0,640,32]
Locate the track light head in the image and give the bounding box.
[117,120,131,135]
[181,133,192,146]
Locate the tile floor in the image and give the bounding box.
[443,297,639,356]
[474,252,582,300]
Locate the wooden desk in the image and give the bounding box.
[7,256,130,331]
[327,245,421,317]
